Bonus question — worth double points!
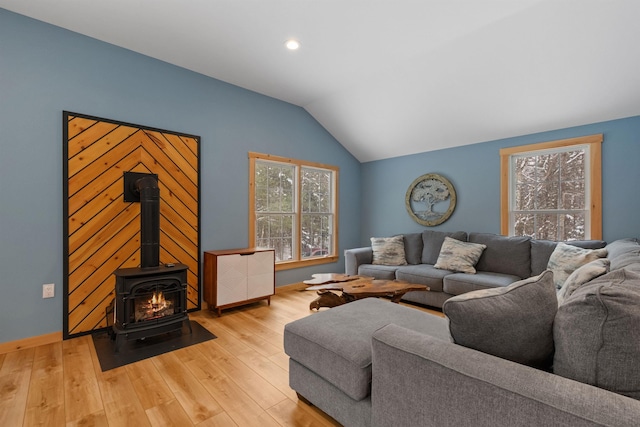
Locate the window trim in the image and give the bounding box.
[499,134,603,240]
[249,152,339,271]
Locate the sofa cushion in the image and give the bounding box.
[434,237,486,274]
[395,264,450,292]
[371,236,407,266]
[547,242,608,289]
[400,232,424,265]
[443,270,557,369]
[530,239,607,276]
[557,258,610,304]
[357,264,397,280]
[553,269,640,400]
[606,238,640,271]
[421,230,467,264]
[468,233,531,278]
[443,271,520,296]
[283,298,449,401]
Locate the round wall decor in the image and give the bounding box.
[405,173,456,226]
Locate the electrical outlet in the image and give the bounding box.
[43,283,55,298]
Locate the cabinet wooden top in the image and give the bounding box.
[204,248,275,256]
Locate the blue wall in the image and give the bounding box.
[2,8,640,344]
[361,116,640,244]
[0,9,362,343]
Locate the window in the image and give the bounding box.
[249,152,338,270]
[500,134,602,240]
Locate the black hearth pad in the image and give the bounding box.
[91,320,216,372]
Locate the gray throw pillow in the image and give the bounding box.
[469,233,531,278]
[400,232,423,265]
[547,242,608,289]
[443,270,557,369]
[370,236,407,266]
[606,238,640,270]
[434,237,486,274]
[557,258,610,304]
[554,269,640,400]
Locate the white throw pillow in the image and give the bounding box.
[370,236,407,266]
[557,258,610,304]
[547,242,608,289]
[434,237,486,274]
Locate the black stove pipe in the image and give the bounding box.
[135,175,160,268]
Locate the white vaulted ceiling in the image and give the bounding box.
[2,0,640,162]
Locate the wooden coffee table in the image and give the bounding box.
[303,273,365,286]
[305,276,429,310]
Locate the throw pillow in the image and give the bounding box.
[530,239,607,276]
[421,230,468,264]
[554,269,640,400]
[605,238,640,270]
[370,236,407,266]
[434,237,486,274]
[468,233,531,278]
[557,258,610,304]
[547,242,608,289]
[443,270,557,369]
[401,232,424,265]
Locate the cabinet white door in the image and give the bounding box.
[216,254,247,305]
[247,251,274,299]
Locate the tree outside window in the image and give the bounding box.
[254,161,295,261]
[249,153,338,269]
[301,168,333,259]
[500,135,602,241]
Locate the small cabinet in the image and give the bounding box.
[203,248,275,315]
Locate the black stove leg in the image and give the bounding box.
[114,333,124,353]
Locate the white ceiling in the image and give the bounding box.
[2,0,640,162]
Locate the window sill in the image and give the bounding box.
[275,256,339,271]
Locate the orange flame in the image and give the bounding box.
[150,291,166,310]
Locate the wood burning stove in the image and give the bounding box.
[109,172,190,352]
[111,264,190,352]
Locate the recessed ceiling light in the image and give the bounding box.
[285,39,300,50]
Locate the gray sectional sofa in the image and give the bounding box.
[345,231,606,308]
[285,237,640,426]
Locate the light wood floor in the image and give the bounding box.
[0,285,442,427]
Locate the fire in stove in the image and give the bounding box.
[135,291,175,322]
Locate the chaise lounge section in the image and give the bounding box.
[285,298,449,427]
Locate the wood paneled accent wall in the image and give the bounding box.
[63,112,200,338]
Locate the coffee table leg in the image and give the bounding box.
[390,293,405,303]
[309,290,347,310]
